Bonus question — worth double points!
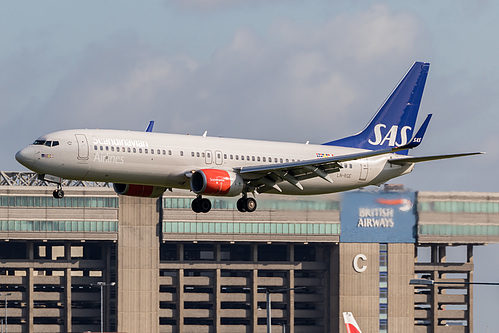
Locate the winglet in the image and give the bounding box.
[397,114,432,150]
[145,121,155,132]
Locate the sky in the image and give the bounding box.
[1,0,498,330]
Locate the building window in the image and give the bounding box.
[379,243,388,333]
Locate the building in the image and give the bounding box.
[0,171,498,332]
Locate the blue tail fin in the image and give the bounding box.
[323,62,430,155]
[145,121,154,132]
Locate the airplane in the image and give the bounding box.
[343,312,362,333]
[15,62,482,213]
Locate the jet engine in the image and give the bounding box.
[190,169,244,196]
[113,183,166,198]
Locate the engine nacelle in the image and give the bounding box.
[113,183,166,198]
[190,169,244,196]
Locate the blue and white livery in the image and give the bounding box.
[15,62,482,213]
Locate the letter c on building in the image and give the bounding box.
[353,254,367,273]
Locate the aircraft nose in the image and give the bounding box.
[15,146,35,168]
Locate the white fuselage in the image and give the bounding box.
[16,129,415,195]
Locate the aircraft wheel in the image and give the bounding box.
[191,198,202,213]
[245,198,257,212]
[237,198,247,212]
[200,198,212,213]
[53,189,64,199]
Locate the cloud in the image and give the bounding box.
[171,0,286,11]
[39,5,424,142]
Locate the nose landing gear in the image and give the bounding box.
[53,186,65,199]
[38,174,65,199]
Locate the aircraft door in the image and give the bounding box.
[75,134,89,160]
[359,159,369,181]
[205,150,212,164]
[215,150,223,165]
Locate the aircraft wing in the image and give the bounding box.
[234,115,433,193]
[389,152,484,165]
[235,146,406,193]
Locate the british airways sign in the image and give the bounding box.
[340,191,417,243]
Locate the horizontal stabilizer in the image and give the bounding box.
[390,152,484,165]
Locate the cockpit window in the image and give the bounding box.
[33,140,59,147]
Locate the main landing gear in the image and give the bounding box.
[236,195,257,213]
[191,195,257,213]
[191,195,212,213]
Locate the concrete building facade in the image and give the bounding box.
[0,172,497,332]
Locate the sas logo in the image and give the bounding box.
[368,124,412,147]
[377,198,413,212]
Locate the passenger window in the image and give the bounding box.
[94,146,98,150]
[286,159,289,163]
[133,148,136,153]
[280,158,283,163]
[217,153,221,159]
[169,150,172,155]
[230,155,233,160]
[127,148,131,153]
[163,150,166,155]
[157,149,160,154]
[263,157,266,162]
[247,156,250,161]
[100,146,103,151]
[111,147,115,152]
[145,149,148,154]
[151,149,154,154]
[257,156,260,162]
[350,164,353,168]
[236,155,239,160]
[191,152,195,157]
[241,156,244,161]
[139,148,142,153]
[274,158,278,163]
[106,146,109,151]
[207,152,211,158]
[197,152,200,158]
[180,151,184,156]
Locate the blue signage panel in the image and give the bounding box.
[340,191,417,243]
